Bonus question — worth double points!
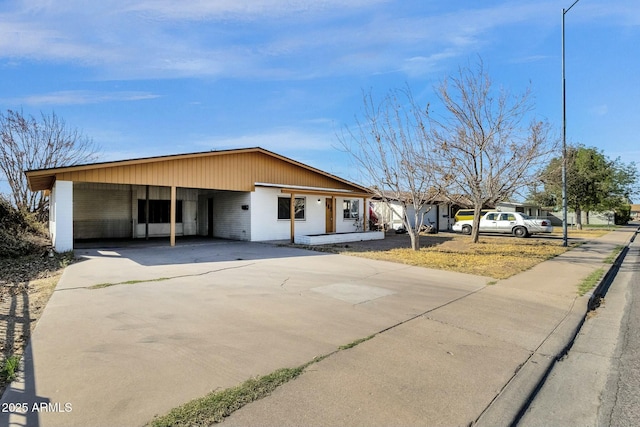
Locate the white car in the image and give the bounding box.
[452,211,553,238]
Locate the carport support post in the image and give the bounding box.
[362,197,367,231]
[145,185,149,240]
[332,196,336,233]
[290,193,295,243]
[170,186,176,247]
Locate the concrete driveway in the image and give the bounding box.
[0,240,489,427]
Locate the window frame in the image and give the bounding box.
[138,199,183,224]
[343,199,360,220]
[277,196,306,220]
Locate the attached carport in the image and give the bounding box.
[25,147,374,251]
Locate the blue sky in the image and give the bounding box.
[1,0,638,190]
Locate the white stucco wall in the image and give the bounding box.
[372,201,447,230]
[50,180,74,252]
[211,191,252,240]
[73,183,132,239]
[335,197,364,233]
[250,187,327,241]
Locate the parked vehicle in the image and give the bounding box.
[452,211,553,238]
[453,208,491,222]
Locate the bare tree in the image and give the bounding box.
[424,60,556,242]
[339,88,441,250]
[0,109,100,217]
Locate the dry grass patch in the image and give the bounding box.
[550,227,610,239]
[347,237,573,279]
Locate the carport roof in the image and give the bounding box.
[25,147,372,195]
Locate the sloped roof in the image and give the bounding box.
[25,147,370,195]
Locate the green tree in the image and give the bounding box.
[531,146,638,228]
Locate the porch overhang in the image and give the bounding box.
[268,185,374,243]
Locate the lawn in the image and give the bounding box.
[337,228,609,279]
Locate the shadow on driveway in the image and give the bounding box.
[74,238,328,267]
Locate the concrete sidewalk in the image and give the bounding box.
[223,227,637,427]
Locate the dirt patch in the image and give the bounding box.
[0,252,73,395]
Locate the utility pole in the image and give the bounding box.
[562,0,582,247]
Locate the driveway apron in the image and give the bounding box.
[0,241,488,427]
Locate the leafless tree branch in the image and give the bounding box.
[0,109,100,218]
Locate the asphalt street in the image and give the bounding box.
[601,243,640,426]
[518,234,640,426]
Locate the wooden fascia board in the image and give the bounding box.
[280,188,372,198]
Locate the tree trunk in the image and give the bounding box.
[402,203,421,251]
[408,230,420,251]
[471,205,482,243]
[576,207,583,230]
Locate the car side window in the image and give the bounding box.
[498,213,516,221]
[499,213,516,221]
[485,213,498,220]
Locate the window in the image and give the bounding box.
[500,213,516,221]
[278,197,305,220]
[138,199,183,224]
[485,213,498,220]
[343,200,359,219]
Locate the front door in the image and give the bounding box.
[325,198,334,233]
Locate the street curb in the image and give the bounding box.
[475,227,639,427]
[588,228,639,311]
[473,294,590,427]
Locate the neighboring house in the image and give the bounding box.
[495,201,620,226]
[547,210,616,227]
[371,192,470,232]
[25,147,376,252]
[495,201,550,219]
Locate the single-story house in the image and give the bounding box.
[371,192,470,232]
[25,147,381,252]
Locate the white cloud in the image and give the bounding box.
[0,0,632,81]
[2,91,161,106]
[121,0,390,20]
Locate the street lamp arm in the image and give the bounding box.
[564,0,582,15]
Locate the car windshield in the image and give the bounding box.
[520,214,532,219]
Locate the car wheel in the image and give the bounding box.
[513,226,528,238]
[461,225,472,235]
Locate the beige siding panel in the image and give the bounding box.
[51,151,362,192]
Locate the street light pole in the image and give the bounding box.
[562,0,582,247]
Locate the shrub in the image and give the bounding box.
[0,196,48,258]
[0,355,20,383]
[615,205,632,225]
